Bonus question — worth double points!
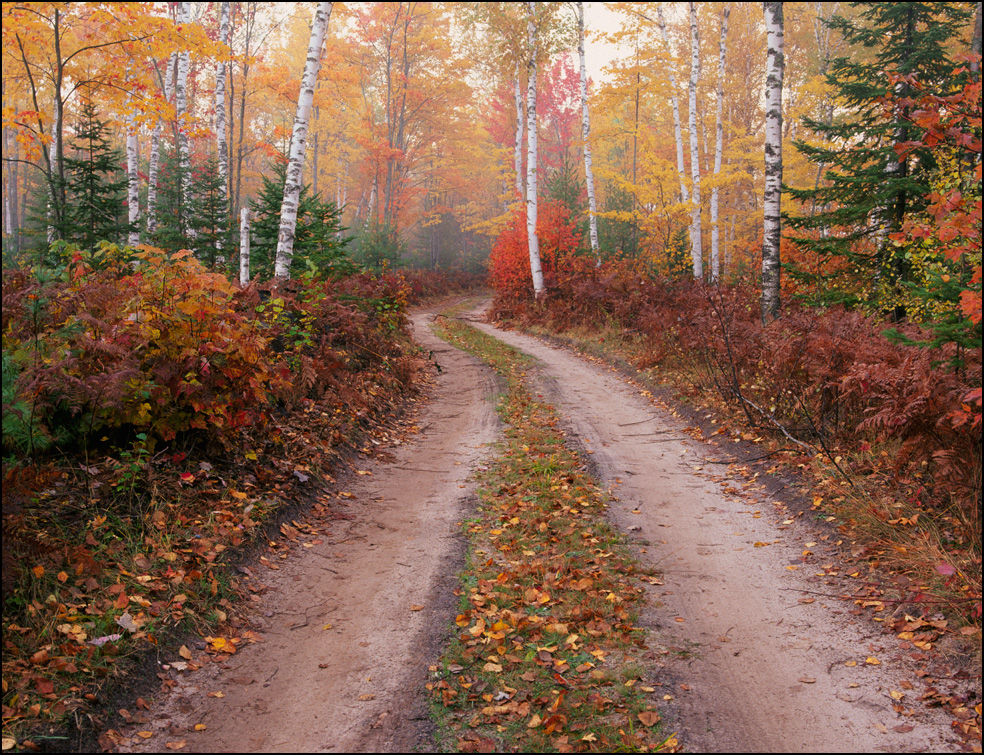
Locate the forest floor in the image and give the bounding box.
[107,300,978,753]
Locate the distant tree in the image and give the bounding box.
[150,148,191,254]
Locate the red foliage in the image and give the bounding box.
[488,199,582,301]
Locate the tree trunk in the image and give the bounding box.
[216,1,230,213]
[126,114,140,247]
[239,206,250,286]
[657,5,689,207]
[274,2,333,280]
[176,1,193,239]
[147,52,175,236]
[710,4,731,282]
[526,1,545,297]
[688,2,703,279]
[576,2,599,259]
[515,61,525,200]
[762,1,784,322]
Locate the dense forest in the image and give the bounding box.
[1,2,981,751]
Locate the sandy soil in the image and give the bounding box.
[115,309,499,753]
[467,310,965,753]
[111,302,971,753]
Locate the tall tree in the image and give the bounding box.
[526,1,546,297]
[762,1,784,322]
[274,2,334,280]
[176,2,193,239]
[656,4,690,211]
[687,2,703,279]
[215,2,231,240]
[575,1,599,259]
[785,2,972,315]
[710,4,731,282]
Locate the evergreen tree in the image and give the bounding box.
[150,147,191,254]
[786,2,972,316]
[61,99,133,250]
[251,157,352,280]
[190,155,231,268]
[546,152,589,255]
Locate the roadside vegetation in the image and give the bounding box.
[0,243,481,750]
[429,312,677,753]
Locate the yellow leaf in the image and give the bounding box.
[194,724,207,731]
[889,690,905,700]
[165,741,186,750]
[527,714,542,729]
[482,662,503,673]
[410,605,424,612]
[865,656,881,665]
[137,732,154,739]
[357,694,375,701]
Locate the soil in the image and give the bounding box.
[110,301,976,753]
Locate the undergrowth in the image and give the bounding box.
[489,262,981,630]
[0,244,483,750]
[429,315,677,753]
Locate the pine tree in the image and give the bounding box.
[150,147,191,254]
[61,99,133,250]
[251,158,351,280]
[786,2,972,315]
[190,155,231,268]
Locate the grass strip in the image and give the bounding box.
[428,315,677,753]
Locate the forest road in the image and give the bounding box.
[117,306,500,753]
[465,306,961,753]
[116,301,962,753]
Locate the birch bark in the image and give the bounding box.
[147,52,175,236]
[687,2,703,279]
[274,2,333,280]
[515,61,525,200]
[216,2,230,214]
[762,1,784,322]
[240,207,250,286]
[656,5,689,207]
[526,1,545,297]
[576,1,599,258]
[176,2,192,238]
[126,112,139,247]
[710,4,731,282]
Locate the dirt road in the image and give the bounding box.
[116,303,964,753]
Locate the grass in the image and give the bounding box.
[428,314,678,753]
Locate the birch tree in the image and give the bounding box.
[710,4,731,282]
[515,61,525,199]
[215,2,230,219]
[687,2,703,279]
[576,1,599,259]
[176,2,193,236]
[762,1,784,322]
[147,52,176,235]
[126,105,140,247]
[274,2,333,280]
[240,207,250,286]
[654,5,689,212]
[526,1,546,298]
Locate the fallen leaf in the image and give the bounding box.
[865,656,881,665]
[165,741,186,750]
[178,646,193,660]
[845,660,857,667]
[528,714,542,729]
[358,694,375,701]
[638,711,660,727]
[206,691,225,698]
[136,732,154,739]
[799,677,817,684]
[410,605,424,612]
[194,724,206,731]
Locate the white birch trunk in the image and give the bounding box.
[47,101,59,245]
[762,1,784,322]
[657,5,689,206]
[514,61,525,200]
[127,115,140,247]
[688,2,703,280]
[216,2,230,218]
[526,1,545,297]
[239,206,250,286]
[147,52,176,235]
[710,4,731,282]
[176,2,193,239]
[576,2,599,259]
[274,1,333,280]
